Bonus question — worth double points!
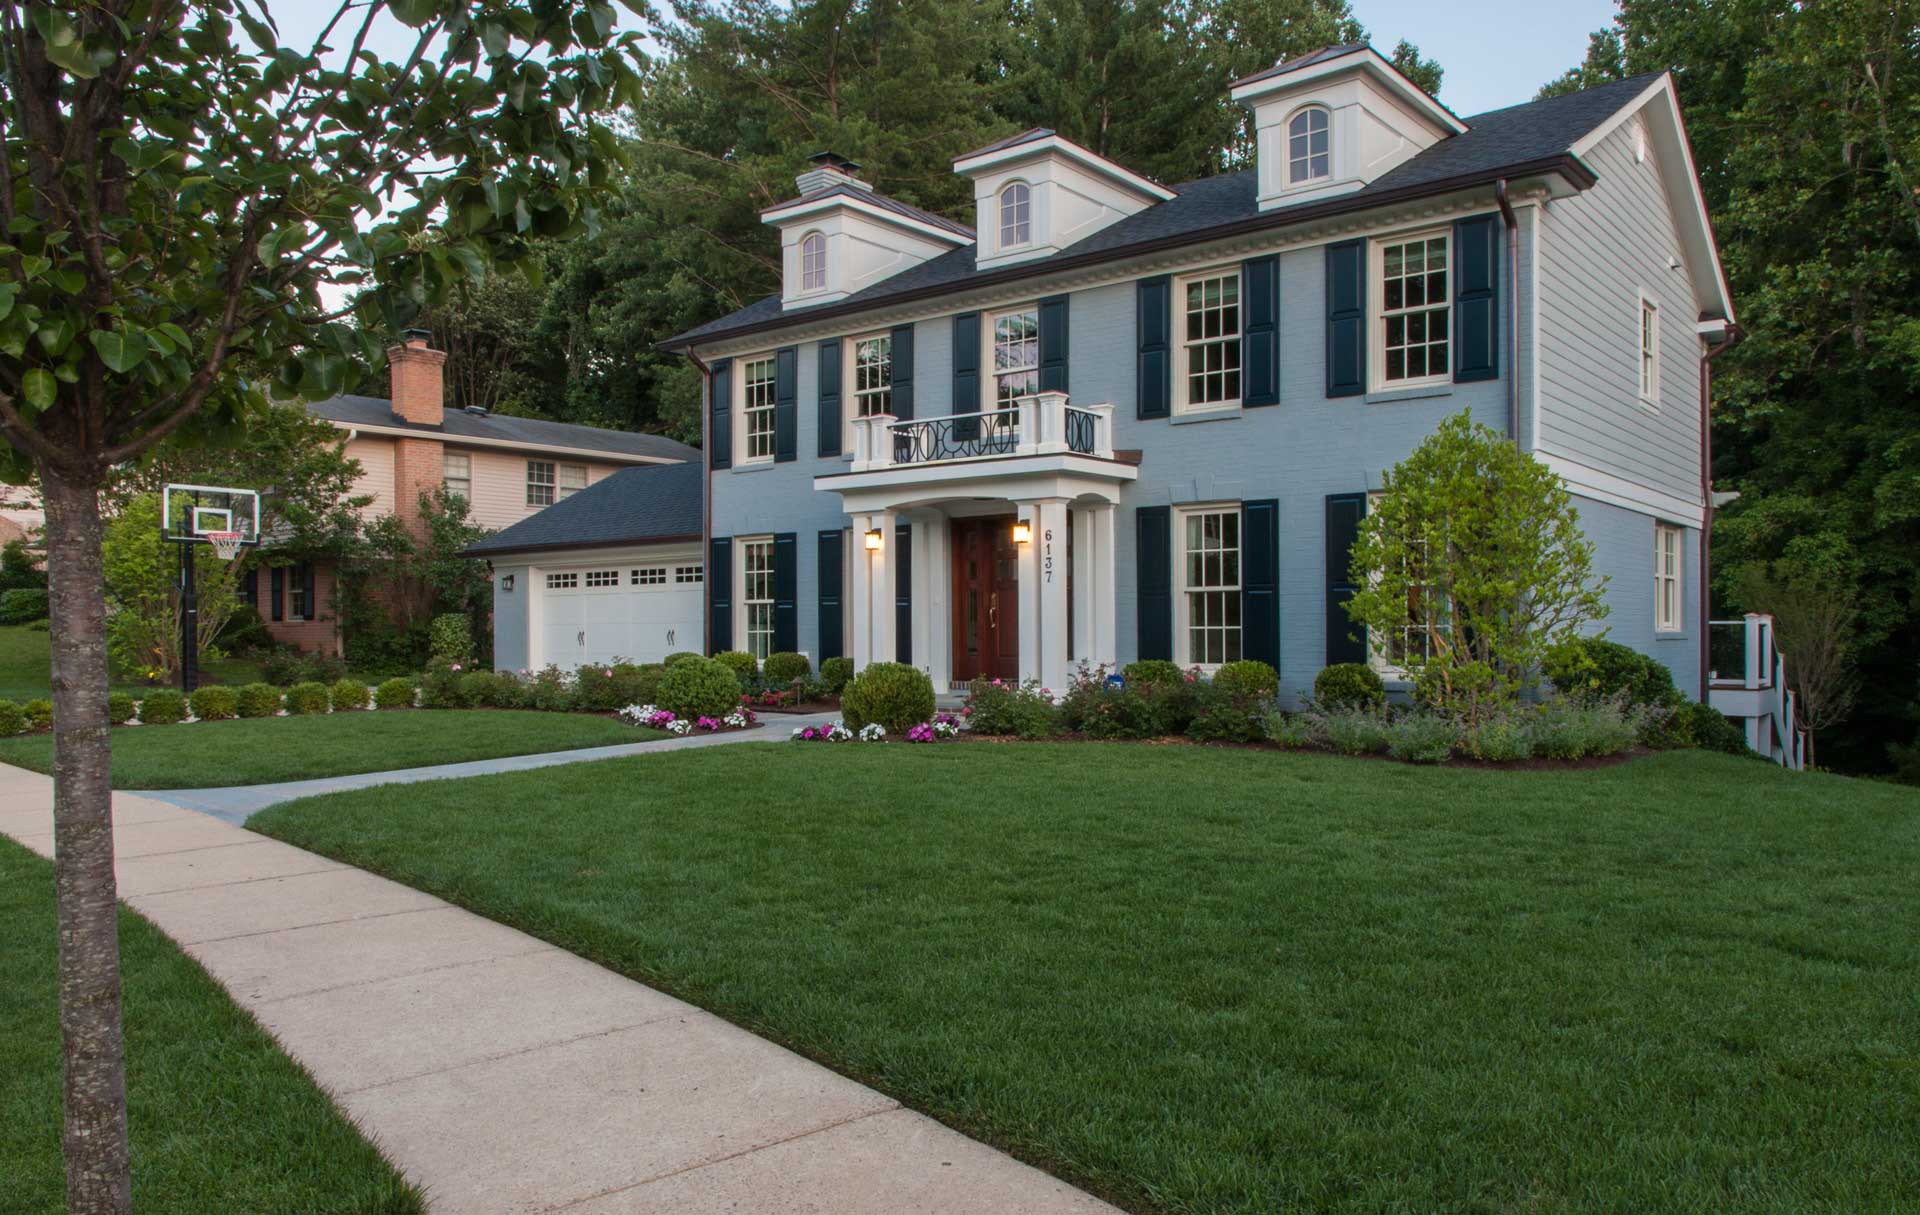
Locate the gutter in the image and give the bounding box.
[686,347,714,657]
[456,532,704,561]
[660,154,1599,353]
[1698,321,1744,701]
[1493,179,1521,443]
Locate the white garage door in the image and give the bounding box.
[539,560,702,668]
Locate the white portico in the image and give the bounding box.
[815,392,1136,691]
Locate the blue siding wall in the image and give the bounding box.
[1570,494,1703,699]
[490,563,531,673]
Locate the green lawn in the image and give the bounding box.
[0,623,264,703]
[0,838,421,1213]
[250,745,1920,1214]
[0,709,666,788]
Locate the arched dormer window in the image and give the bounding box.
[998,181,1031,249]
[800,231,827,292]
[1287,106,1330,184]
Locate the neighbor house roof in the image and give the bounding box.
[459,461,704,558]
[663,73,1666,351]
[307,395,700,464]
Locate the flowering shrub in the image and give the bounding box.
[619,703,679,729]
[723,709,755,729]
[790,720,854,742]
[906,722,937,742]
[963,677,1058,739]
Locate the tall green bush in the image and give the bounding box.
[0,587,49,624]
[763,651,811,684]
[657,657,741,720]
[428,613,474,663]
[714,650,758,682]
[0,700,25,736]
[843,663,937,734]
[820,656,854,694]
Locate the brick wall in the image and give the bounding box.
[254,559,343,656]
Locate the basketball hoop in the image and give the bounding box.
[205,531,244,562]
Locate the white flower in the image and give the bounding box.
[858,722,886,742]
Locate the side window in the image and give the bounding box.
[1639,295,1660,405]
[1655,523,1682,631]
[442,451,471,499]
[526,460,555,507]
[558,464,587,499]
[740,355,778,462]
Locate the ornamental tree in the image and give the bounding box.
[0,3,639,1210]
[1346,410,1610,722]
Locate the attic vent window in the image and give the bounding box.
[800,231,827,292]
[1288,106,1330,183]
[998,181,1031,249]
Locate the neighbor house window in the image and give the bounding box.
[1178,507,1241,668]
[852,334,893,418]
[631,567,667,586]
[1366,491,1444,673]
[741,355,777,462]
[1288,106,1330,183]
[526,460,555,506]
[800,232,827,292]
[558,464,587,500]
[1177,270,1241,411]
[289,562,313,620]
[741,538,775,662]
[442,451,471,500]
[1655,523,1682,632]
[1639,296,1660,404]
[998,181,1031,248]
[1376,232,1450,386]
[989,308,1039,407]
[675,564,703,585]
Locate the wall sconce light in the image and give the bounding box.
[1012,521,1032,545]
[864,528,884,551]
[500,574,515,592]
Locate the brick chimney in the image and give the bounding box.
[387,328,447,426]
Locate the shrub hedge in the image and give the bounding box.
[657,656,742,720]
[138,689,186,725]
[819,656,854,695]
[329,678,371,712]
[284,681,332,715]
[375,677,416,709]
[236,683,284,718]
[188,686,238,721]
[107,692,137,725]
[843,663,936,734]
[0,586,49,624]
[763,651,812,684]
[0,700,25,735]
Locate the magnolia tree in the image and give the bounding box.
[1346,410,1609,722]
[0,3,640,1210]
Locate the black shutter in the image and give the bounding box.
[269,565,284,622]
[772,532,797,652]
[1136,505,1172,661]
[889,324,915,420]
[1038,294,1069,394]
[1325,240,1366,397]
[239,565,258,610]
[708,537,732,654]
[817,339,842,457]
[773,346,798,462]
[895,522,912,664]
[1137,276,1171,419]
[1242,499,1279,668]
[708,359,732,470]
[817,529,843,660]
[301,562,317,621]
[1242,256,1281,407]
[952,312,980,442]
[1454,214,1500,383]
[1325,494,1367,665]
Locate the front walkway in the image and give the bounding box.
[1,764,1116,1214]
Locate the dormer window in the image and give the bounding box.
[800,232,827,292]
[1287,106,1330,184]
[998,182,1031,249]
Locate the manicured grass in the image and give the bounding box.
[0,709,667,788]
[0,624,264,703]
[0,838,421,1213]
[251,745,1920,1214]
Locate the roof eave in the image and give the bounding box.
[459,531,704,560]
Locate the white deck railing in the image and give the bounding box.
[1707,613,1807,770]
[849,392,1114,472]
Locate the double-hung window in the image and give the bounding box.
[800,232,827,293]
[1177,506,1241,668]
[526,460,555,506]
[999,182,1031,249]
[740,538,775,662]
[989,309,1040,408]
[443,452,471,500]
[1366,492,1444,673]
[1655,523,1682,632]
[1288,106,1330,183]
[1177,270,1241,411]
[851,334,893,418]
[558,464,587,500]
[740,355,778,462]
[1376,232,1450,386]
[1639,296,1660,405]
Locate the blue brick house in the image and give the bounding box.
[660,46,1734,702]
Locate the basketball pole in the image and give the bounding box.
[179,538,199,694]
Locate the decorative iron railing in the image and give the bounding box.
[1064,406,1097,455]
[890,408,1020,464]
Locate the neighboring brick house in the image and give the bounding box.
[250,330,698,654]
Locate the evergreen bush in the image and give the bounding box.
[23,698,53,730]
[841,662,937,734]
[763,651,811,684]
[428,612,474,663]
[1213,660,1279,700]
[0,700,25,736]
[188,686,238,721]
[1544,638,1678,709]
[235,683,284,718]
[107,692,137,725]
[714,650,759,682]
[663,651,703,666]
[375,677,417,709]
[0,587,50,624]
[656,656,743,720]
[819,656,854,694]
[1670,700,1751,755]
[284,681,332,715]
[138,689,186,725]
[329,678,371,711]
[1313,663,1386,711]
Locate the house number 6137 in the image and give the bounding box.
[1043,529,1054,582]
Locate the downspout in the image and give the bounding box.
[686,348,713,657]
[1494,180,1521,444]
[1698,322,1744,700]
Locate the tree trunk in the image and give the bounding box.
[39,463,132,1215]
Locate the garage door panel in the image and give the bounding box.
[539,556,703,669]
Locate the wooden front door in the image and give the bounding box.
[951,517,1019,682]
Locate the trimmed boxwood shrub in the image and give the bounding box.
[1213,660,1279,700]
[656,656,742,721]
[329,678,371,712]
[663,651,703,667]
[1122,659,1184,688]
[23,698,53,730]
[0,586,49,624]
[457,671,525,708]
[819,656,854,695]
[285,681,332,715]
[107,691,137,725]
[842,662,936,734]
[713,650,759,683]
[188,686,238,721]
[139,689,186,725]
[375,677,416,709]
[236,682,284,718]
[1314,662,1386,711]
[763,651,811,684]
[1544,637,1677,708]
[575,663,655,712]
[0,699,25,736]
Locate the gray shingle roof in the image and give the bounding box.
[1230,43,1371,89]
[957,127,1056,160]
[460,461,704,557]
[307,395,700,463]
[766,182,976,238]
[664,73,1662,351]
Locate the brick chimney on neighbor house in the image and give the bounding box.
[386,328,449,542]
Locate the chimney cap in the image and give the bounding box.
[400,326,433,345]
[808,150,861,173]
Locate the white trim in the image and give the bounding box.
[954,134,1177,202]
[317,419,681,466]
[1171,266,1245,414]
[760,192,973,247]
[1370,227,1453,392]
[1654,521,1683,633]
[1172,501,1243,671]
[1536,451,1706,528]
[1229,46,1468,135]
[735,534,776,663]
[735,352,778,466]
[1636,290,1661,409]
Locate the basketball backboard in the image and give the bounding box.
[160,484,261,547]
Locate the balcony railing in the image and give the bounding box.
[1705,614,1807,770]
[850,391,1114,472]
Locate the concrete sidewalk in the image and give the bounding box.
[1,765,1117,1214]
[135,711,842,824]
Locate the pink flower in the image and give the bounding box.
[451,662,462,672]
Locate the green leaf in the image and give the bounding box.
[90,329,148,374]
[41,36,101,79]
[22,369,55,410]
[0,283,16,321]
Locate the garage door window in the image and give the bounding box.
[676,565,703,585]
[742,538,775,662]
[585,569,619,588]
[546,572,577,590]
[632,567,667,586]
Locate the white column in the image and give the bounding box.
[913,515,952,689]
[1033,391,1070,454]
[1090,503,1117,671]
[1018,498,1071,693]
[851,510,897,671]
[1070,508,1093,667]
[1016,506,1039,687]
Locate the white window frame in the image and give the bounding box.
[1638,292,1661,407]
[982,305,1040,412]
[526,460,555,507]
[1286,105,1331,185]
[846,332,895,444]
[1173,503,1243,671]
[1655,522,1683,633]
[442,451,471,500]
[1370,229,1452,391]
[1363,491,1444,679]
[558,463,587,500]
[736,536,776,663]
[737,354,778,465]
[1173,267,1243,414]
[998,181,1032,250]
[800,231,827,293]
